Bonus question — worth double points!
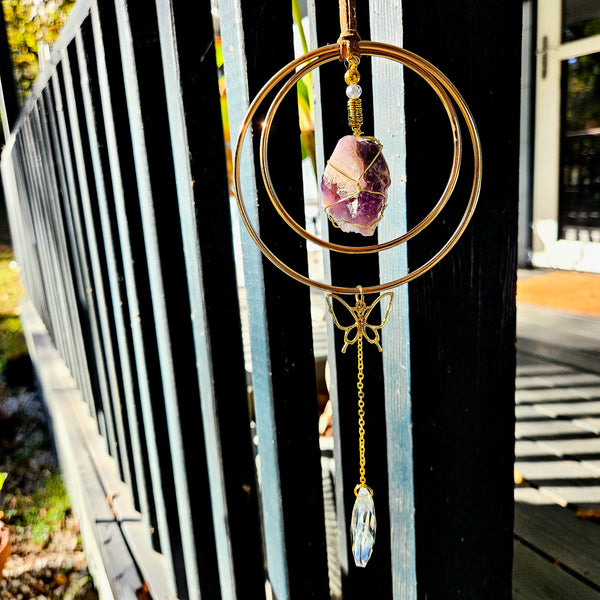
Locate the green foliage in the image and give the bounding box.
[0,250,26,374]
[565,53,600,132]
[4,472,71,545]
[291,0,316,178]
[0,314,27,373]
[2,0,77,103]
[0,472,6,490]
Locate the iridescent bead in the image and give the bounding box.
[346,84,362,99]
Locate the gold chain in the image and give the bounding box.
[357,335,366,486]
[325,286,395,498]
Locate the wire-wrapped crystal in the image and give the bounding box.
[321,135,391,236]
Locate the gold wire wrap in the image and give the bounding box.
[345,55,363,135]
[232,41,483,296]
[347,98,363,135]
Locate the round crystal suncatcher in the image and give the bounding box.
[232,38,482,571]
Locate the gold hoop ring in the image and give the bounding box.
[260,44,462,254]
[232,41,482,295]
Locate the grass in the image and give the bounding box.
[4,474,71,547]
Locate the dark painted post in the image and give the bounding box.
[403,1,520,597]
[308,2,397,598]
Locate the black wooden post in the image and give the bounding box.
[308,2,398,597]
[403,1,521,597]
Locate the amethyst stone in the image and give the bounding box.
[321,135,391,236]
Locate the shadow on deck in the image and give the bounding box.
[513,302,600,599]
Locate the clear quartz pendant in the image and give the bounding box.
[351,486,376,567]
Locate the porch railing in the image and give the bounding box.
[0,0,521,599]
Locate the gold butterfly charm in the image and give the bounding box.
[326,287,394,353]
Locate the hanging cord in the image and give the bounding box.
[338,0,361,62]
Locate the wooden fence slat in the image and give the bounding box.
[51,66,115,442]
[218,2,290,596]
[1,158,22,268]
[111,0,199,593]
[110,0,229,596]
[37,87,96,423]
[220,1,330,598]
[369,4,418,599]
[74,21,148,510]
[15,125,62,345]
[9,142,48,327]
[304,5,350,586]
[58,44,124,469]
[82,1,157,536]
[42,84,97,413]
[154,0,266,598]
[152,0,237,596]
[30,101,80,385]
[90,0,170,565]
[21,114,74,365]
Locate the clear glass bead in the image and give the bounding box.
[346,84,362,99]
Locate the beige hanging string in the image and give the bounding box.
[337,0,361,61]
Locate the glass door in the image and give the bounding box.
[533,0,600,272]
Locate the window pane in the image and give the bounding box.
[563,0,600,42]
[559,52,600,242]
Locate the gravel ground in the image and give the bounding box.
[0,375,99,600]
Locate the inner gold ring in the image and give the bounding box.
[260,46,462,254]
[232,41,482,295]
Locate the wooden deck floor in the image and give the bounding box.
[513,348,600,599]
